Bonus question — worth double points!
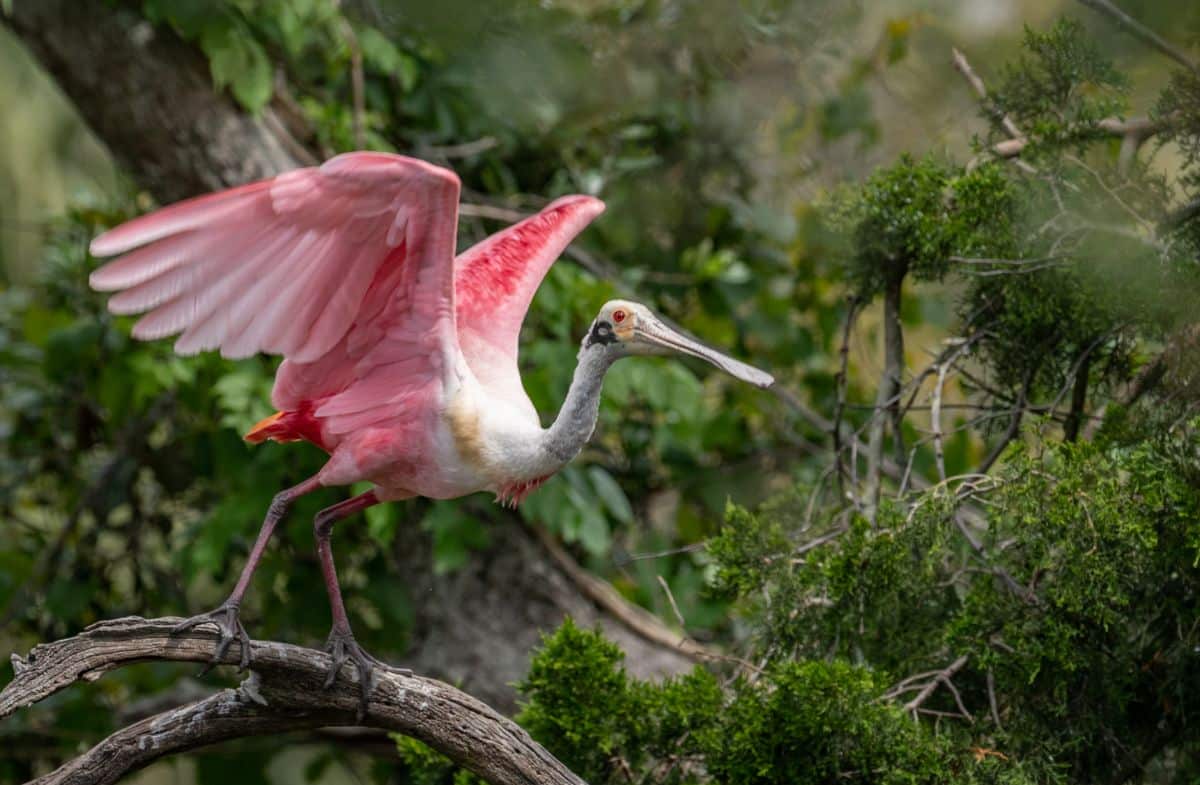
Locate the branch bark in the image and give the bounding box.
[2,0,701,715]
[865,269,907,523]
[1,617,585,785]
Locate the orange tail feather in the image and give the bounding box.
[245,411,289,444]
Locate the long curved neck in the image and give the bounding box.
[541,346,616,467]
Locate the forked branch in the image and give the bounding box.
[1,617,586,785]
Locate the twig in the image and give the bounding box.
[419,137,500,159]
[976,366,1036,475]
[334,8,366,149]
[894,654,971,721]
[791,525,850,559]
[986,669,1004,731]
[530,525,714,662]
[952,47,1023,140]
[1075,0,1199,74]
[1,617,586,785]
[613,542,707,566]
[833,296,863,498]
[655,576,688,631]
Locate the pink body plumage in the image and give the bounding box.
[90,152,605,503]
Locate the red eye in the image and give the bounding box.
[612,309,627,324]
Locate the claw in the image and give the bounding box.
[172,602,252,672]
[324,628,391,721]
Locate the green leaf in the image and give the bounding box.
[422,501,490,574]
[201,22,274,112]
[358,27,419,91]
[365,500,398,546]
[588,466,633,524]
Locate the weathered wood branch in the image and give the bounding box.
[1,617,586,785]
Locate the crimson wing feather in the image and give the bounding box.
[452,195,605,404]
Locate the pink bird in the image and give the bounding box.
[89,152,772,710]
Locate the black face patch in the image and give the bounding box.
[586,320,617,348]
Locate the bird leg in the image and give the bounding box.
[174,476,322,672]
[314,489,407,720]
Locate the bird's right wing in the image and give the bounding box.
[452,195,605,403]
[90,153,461,368]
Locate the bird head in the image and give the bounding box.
[584,300,774,388]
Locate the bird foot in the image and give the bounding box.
[323,628,409,721]
[172,601,252,673]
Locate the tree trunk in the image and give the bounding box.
[4,0,698,713]
[864,268,906,523]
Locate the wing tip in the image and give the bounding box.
[89,232,121,259]
[88,265,117,292]
[547,194,606,218]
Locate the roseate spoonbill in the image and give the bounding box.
[88,152,772,710]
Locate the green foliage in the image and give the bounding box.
[514,619,724,785]
[706,661,945,785]
[405,620,977,785]
[516,427,1200,782]
[990,20,1127,153]
[705,425,1200,784]
[834,157,1018,300]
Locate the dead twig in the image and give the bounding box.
[886,655,972,722]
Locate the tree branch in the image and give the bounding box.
[1075,0,1199,74]
[953,45,1176,175]
[865,270,907,523]
[2,617,586,785]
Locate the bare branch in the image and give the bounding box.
[530,526,715,663]
[833,296,863,499]
[1064,350,1093,442]
[954,44,1180,175]
[1075,0,1199,74]
[987,669,1004,731]
[931,361,949,483]
[952,47,1024,141]
[977,366,1036,476]
[2,617,586,785]
[883,655,972,722]
[419,137,501,159]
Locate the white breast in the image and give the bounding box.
[441,375,552,494]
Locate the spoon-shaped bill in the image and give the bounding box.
[637,317,774,388]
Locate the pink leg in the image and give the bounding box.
[174,475,323,670]
[313,489,403,718]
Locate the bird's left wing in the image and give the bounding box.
[452,195,605,399]
[89,153,460,366]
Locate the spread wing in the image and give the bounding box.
[89,153,461,368]
[453,195,605,404]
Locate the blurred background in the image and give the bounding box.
[2,1,1198,783]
